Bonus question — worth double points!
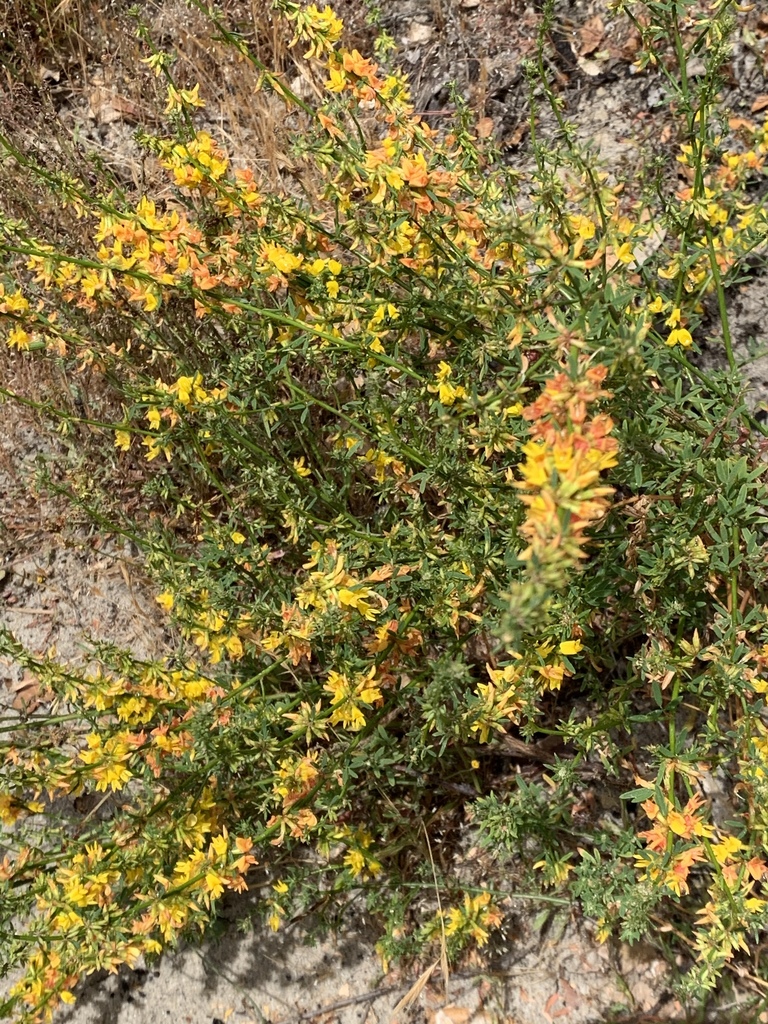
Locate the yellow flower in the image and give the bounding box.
[156,591,174,611]
[52,909,83,932]
[570,214,596,240]
[6,326,32,350]
[711,834,744,864]
[114,430,131,451]
[267,908,284,931]
[165,82,206,114]
[533,855,573,886]
[1,290,30,314]
[324,667,382,731]
[135,196,166,231]
[615,241,635,265]
[442,891,501,947]
[344,849,366,876]
[428,361,467,406]
[293,457,312,477]
[368,303,399,330]
[0,794,22,826]
[517,440,549,487]
[261,242,303,274]
[595,918,612,944]
[143,436,172,461]
[559,639,582,655]
[326,66,347,92]
[140,52,171,76]
[658,259,679,280]
[503,402,524,417]
[210,833,228,859]
[78,732,133,792]
[204,870,227,899]
[335,586,378,618]
[125,280,160,312]
[225,634,243,659]
[666,327,693,348]
[231,531,246,545]
[298,3,344,58]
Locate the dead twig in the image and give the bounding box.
[271,984,405,1024]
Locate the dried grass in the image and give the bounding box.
[2,0,310,188]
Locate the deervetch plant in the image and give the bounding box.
[1,0,768,1017]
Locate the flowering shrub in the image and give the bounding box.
[2,0,768,1017]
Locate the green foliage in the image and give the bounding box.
[473,781,573,856]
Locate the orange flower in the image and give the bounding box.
[400,154,430,189]
[342,50,379,84]
[665,845,706,896]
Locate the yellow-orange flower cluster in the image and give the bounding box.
[515,362,619,582]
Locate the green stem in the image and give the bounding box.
[704,224,735,371]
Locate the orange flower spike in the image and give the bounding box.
[666,846,706,896]
[718,863,739,888]
[400,154,431,188]
[638,824,669,853]
[747,856,768,880]
[318,112,344,139]
[341,49,380,83]
[639,799,664,828]
[585,364,609,386]
[588,414,616,443]
[568,399,588,425]
[680,793,715,839]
